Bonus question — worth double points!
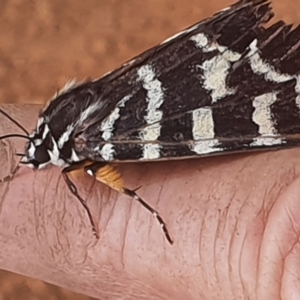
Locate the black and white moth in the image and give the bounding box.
[1,0,300,243]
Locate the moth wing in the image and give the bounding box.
[74,1,300,162]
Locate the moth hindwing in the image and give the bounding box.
[2,0,300,243]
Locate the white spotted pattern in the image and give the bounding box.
[191,107,222,154]
[137,65,164,124]
[99,143,115,161]
[247,39,293,83]
[101,95,132,141]
[137,65,164,159]
[139,123,161,141]
[192,139,223,155]
[142,143,161,160]
[246,40,300,127]
[190,33,241,102]
[79,101,100,123]
[58,124,74,149]
[192,107,215,140]
[295,75,300,110]
[251,93,283,146]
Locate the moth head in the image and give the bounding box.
[23,122,66,169]
[0,109,49,174]
[23,137,52,169]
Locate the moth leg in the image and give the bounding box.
[0,164,20,183]
[84,162,173,245]
[62,163,99,239]
[0,151,25,183]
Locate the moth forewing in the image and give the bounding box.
[1,0,300,243]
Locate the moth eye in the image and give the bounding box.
[34,146,50,164]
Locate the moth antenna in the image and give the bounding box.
[19,161,32,165]
[0,108,29,135]
[0,134,32,141]
[15,153,26,157]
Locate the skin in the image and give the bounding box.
[1,104,300,300]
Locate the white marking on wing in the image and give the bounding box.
[192,139,223,155]
[246,40,300,124]
[101,95,132,141]
[190,33,209,49]
[251,93,283,146]
[191,107,222,154]
[137,65,164,124]
[190,33,241,102]
[58,124,74,148]
[243,41,300,123]
[42,124,50,140]
[79,101,100,123]
[247,39,293,83]
[142,144,161,160]
[100,143,115,161]
[295,76,300,110]
[139,123,161,141]
[200,56,236,102]
[192,107,215,140]
[137,65,164,159]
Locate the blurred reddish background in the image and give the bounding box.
[0,0,299,299]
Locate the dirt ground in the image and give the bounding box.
[0,0,299,299]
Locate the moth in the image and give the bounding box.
[1,0,300,244]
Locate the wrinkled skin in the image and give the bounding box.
[1,104,300,300]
